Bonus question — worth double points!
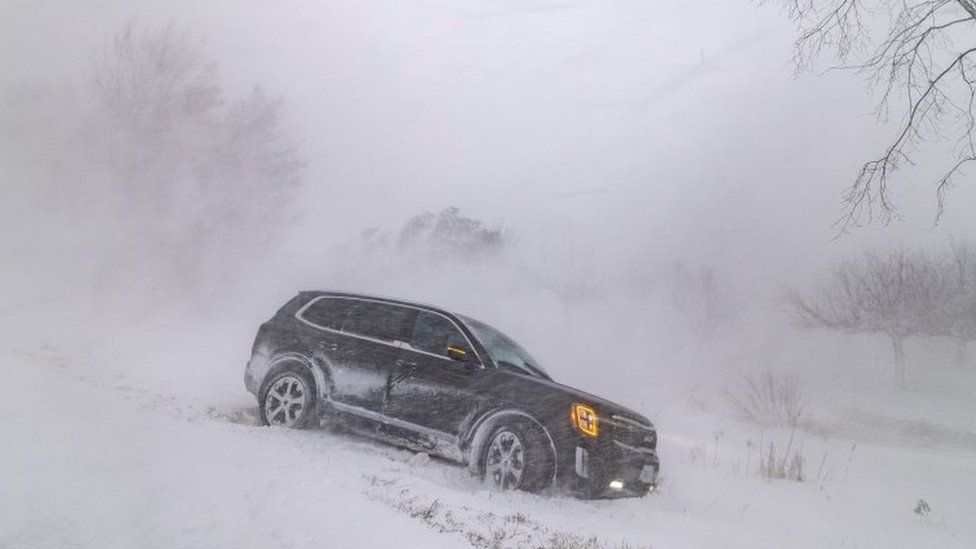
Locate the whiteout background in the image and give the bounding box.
[2,1,975,548]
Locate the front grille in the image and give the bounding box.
[609,415,656,452]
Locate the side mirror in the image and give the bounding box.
[446,345,474,363]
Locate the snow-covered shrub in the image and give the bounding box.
[726,370,806,428]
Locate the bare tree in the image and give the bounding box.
[92,23,219,138]
[787,248,941,385]
[87,23,302,296]
[773,1,976,228]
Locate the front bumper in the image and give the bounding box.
[563,437,660,498]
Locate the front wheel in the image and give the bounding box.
[259,366,317,429]
[482,420,554,493]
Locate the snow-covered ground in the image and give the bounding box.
[3,300,974,549]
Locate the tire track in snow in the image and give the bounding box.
[360,472,651,549]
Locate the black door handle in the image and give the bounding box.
[318,341,338,352]
[395,359,416,368]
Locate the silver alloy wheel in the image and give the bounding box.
[264,375,307,427]
[485,430,525,490]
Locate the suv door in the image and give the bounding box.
[295,294,357,389]
[381,309,484,452]
[333,301,412,413]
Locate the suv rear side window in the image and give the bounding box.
[299,297,358,330]
[408,311,469,358]
[342,302,411,342]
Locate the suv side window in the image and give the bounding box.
[342,302,411,342]
[300,297,358,330]
[408,311,469,358]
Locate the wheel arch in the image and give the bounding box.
[464,408,558,485]
[264,352,332,401]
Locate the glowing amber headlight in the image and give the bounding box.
[571,404,599,437]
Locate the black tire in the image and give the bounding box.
[481,418,555,493]
[259,364,317,429]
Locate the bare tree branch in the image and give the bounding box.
[771,1,976,230]
[958,0,976,19]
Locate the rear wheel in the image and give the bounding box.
[482,420,554,493]
[260,366,317,429]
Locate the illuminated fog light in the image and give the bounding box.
[609,480,624,490]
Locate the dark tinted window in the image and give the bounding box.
[342,302,411,342]
[408,311,469,357]
[300,297,358,330]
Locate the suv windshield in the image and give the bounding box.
[459,315,549,379]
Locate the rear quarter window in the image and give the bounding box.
[298,297,359,331]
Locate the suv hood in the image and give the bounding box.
[485,369,655,430]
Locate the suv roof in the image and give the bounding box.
[299,290,455,316]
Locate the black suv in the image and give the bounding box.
[244,291,659,498]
